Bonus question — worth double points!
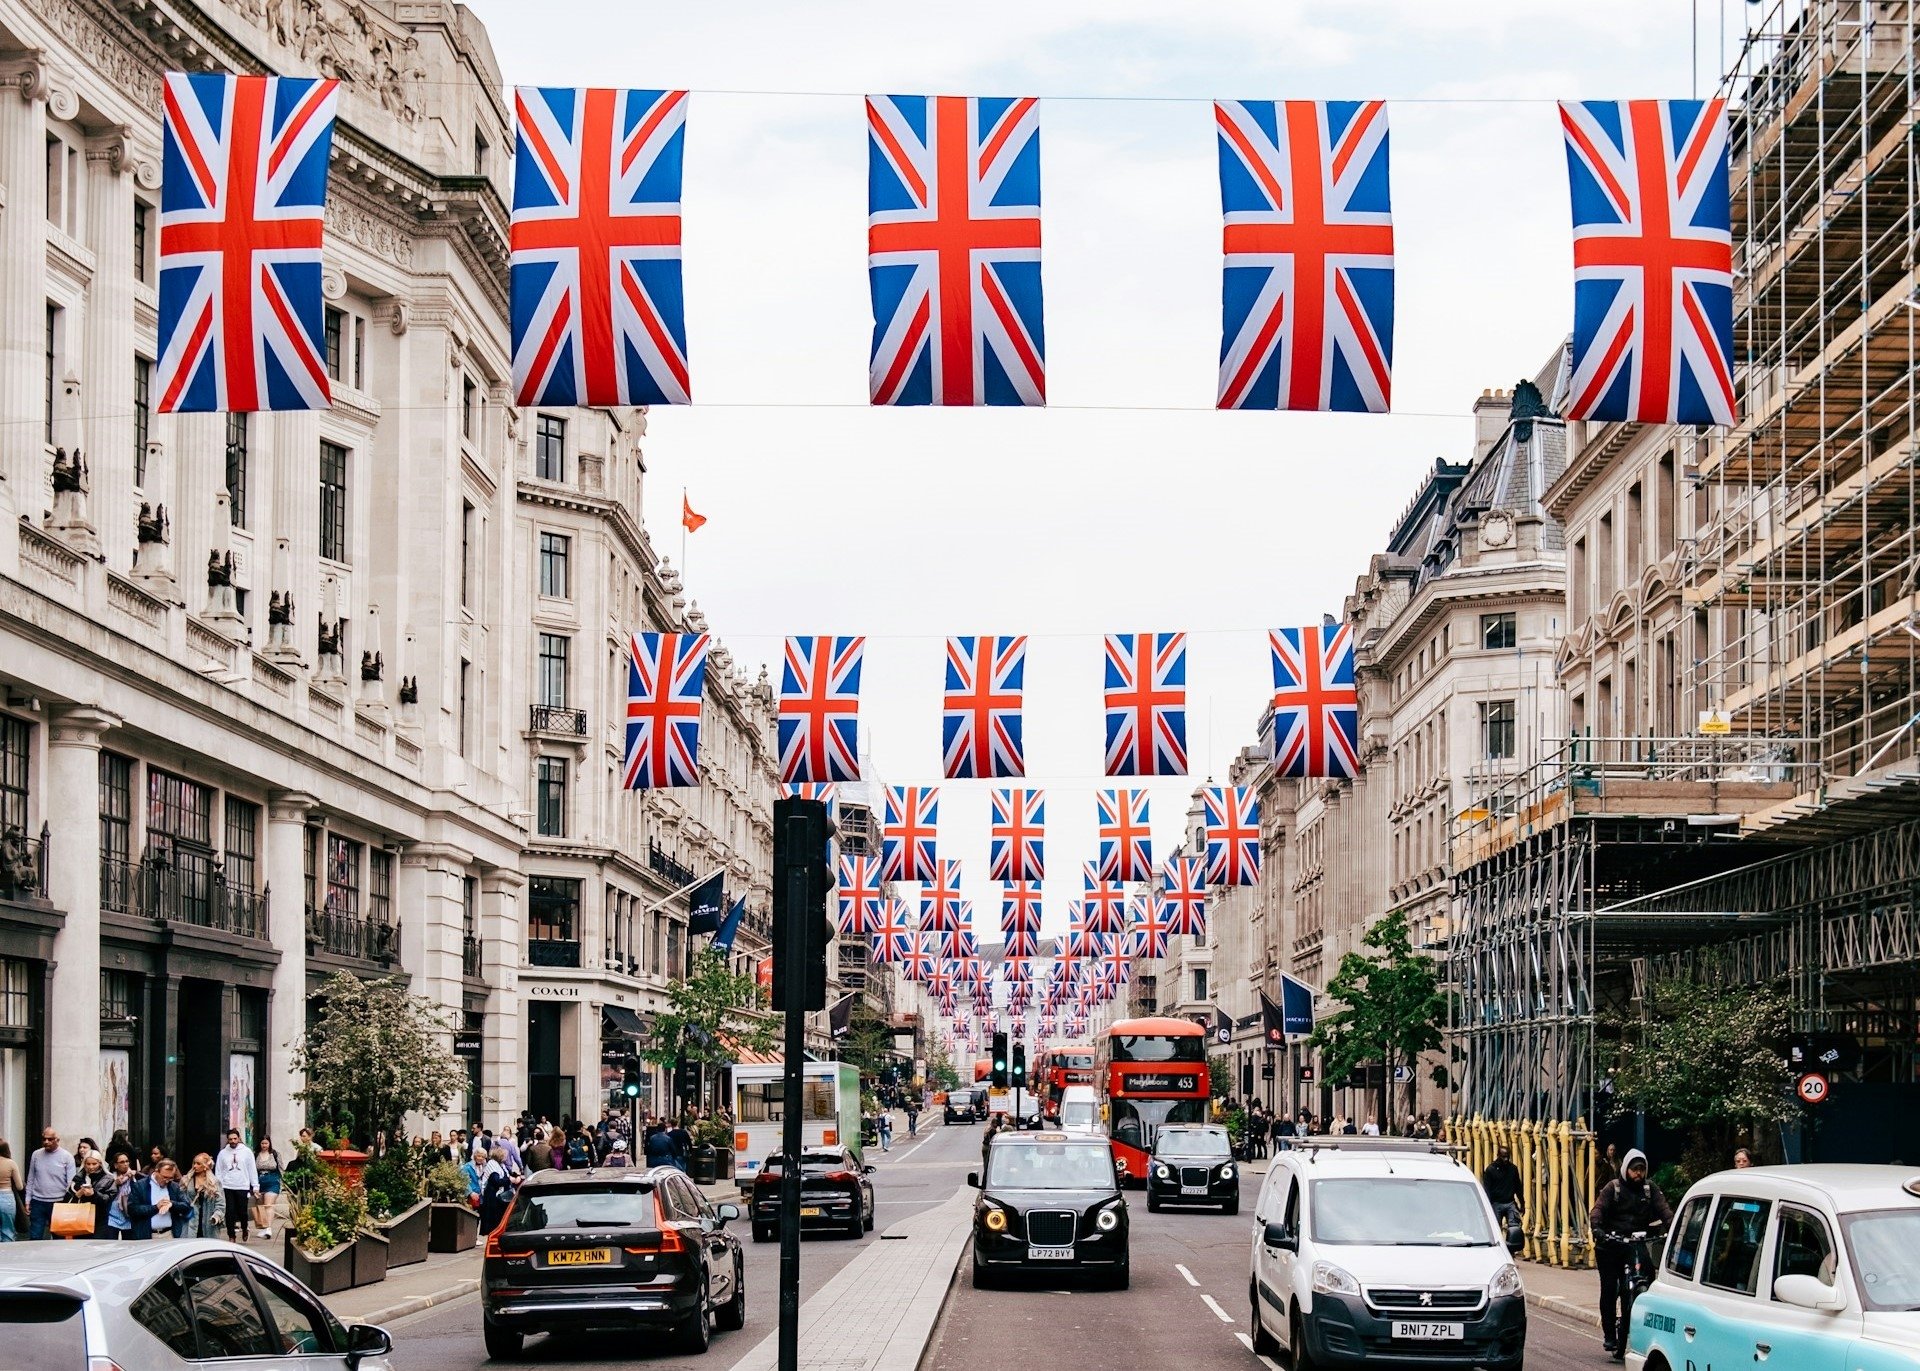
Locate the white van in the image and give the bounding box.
[1248,1139,1527,1370]
[1057,1085,1102,1137]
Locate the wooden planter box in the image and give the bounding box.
[374,1201,430,1269]
[350,1230,390,1288]
[283,1238,356,1296]
[427,1201,479,1253]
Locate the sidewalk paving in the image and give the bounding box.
[1521,1260,1601,1329]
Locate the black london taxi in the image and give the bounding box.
[969,1131,1129,1289]
[1145,1123,1241,1214]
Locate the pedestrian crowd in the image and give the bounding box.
[0,1126,286,1242]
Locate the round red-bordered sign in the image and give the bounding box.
[1796,1072,1830,1105]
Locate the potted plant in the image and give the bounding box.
[283,1170,366,1297]
[351,1226,391,1288]
[426,1159,480,1253]
[693,1116,734,1180]
[363,1153,431,1269]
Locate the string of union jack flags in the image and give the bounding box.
[158,75,1736,426]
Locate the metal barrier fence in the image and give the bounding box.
[1451,1115,1597,1269]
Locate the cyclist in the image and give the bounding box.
[1590,1148,1672,1361]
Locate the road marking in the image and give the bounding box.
[1176,1263,1200,1287]
[1233,1335,1282,1371]
[1201,1292,1234,1324]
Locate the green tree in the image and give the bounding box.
[924,1043,961,1092]
[1208,1054,1232,1102]
[836,1008,897,1081]
[1310,911,1449,1129]
[642,948,777,1108]
[293,972,468,1155]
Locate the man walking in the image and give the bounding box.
[1480,1144,1524,1247]
[214,1130,260,1243]
[23,1128,74,1240]
[905,1097,920,1138]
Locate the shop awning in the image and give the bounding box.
[602,1005,650,1041]
[721,1031,782,1066]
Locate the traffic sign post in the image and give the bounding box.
[1796,1072,1831,1106]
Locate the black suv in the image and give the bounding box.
[1145,1123,1240,1213]
[748,1147,876,1241]
[481,1166,745,1359]
[970,1132,1129,1289]
[945,1088,983,1124]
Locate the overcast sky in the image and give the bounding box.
[475,1,1739,938]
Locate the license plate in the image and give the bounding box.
[800,1206,823,1218]
[545,1247,613,1267]
[1393,1321,1464,1341]
[1029,1245,1073,1260]
[1180,1184,1210,1195]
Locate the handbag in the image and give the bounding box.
[50,1201,95,1238]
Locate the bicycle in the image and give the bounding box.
[1594,1228,1659,1362]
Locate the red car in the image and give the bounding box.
[750,1147,876,1242]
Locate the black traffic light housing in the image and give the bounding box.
[1011,1041,1026,1089]
[621,1055,642,1099]
[772,797,835,1012]
[991,1031,1009,1088]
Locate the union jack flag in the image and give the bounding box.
[621,632,709,789]
[867,95,1045,407]
[989,789,1045,882]
[1561,100,1734,426]
[1131,899,1173,959]
[1001,881,1042,957]
[935,927,978,962]
[1064,915,1104,962]
[786,783,840,823]
[920,859,965,933]
[1215,100,1394,413]
[1083,862,1128,935]
[1270,625,1360,779]
[836,854,884,936]
[943,635,1027,778]
[901,933,938,983]
[778,636,864,783]
[510,87,690,406]
[1203,786,1262,886]
[868,899,914,964]
[881,786,938,883]
[1096,790,1153,882]
[1104,634,1188,777]
[1003,958,1032,986]
[157,74,340,413]
[1161,857,1208,937]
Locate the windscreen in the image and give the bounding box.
[1157,1127,1231,1158]
[1310,1178,1496,1246]
[1061,1102,1097,1130]
[1843,1209,1920,1309]
[505,1186,654,1232]
[1109,1034,1206,1063]
[986,1144,1115,1190]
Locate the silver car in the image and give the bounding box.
[0,1238,394,1368]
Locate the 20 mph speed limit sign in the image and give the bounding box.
[1796,1072,1831,1105]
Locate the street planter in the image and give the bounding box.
[716,1148,734,1180]
[691,1147,718,1186]
[316,1148,370,1191]
[283,1238,355,1296]
[428,1201,480,1253]
[374,1200,430,1269]
[350,1230,390,1288]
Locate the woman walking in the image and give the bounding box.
[0,1141,20,1241]
[181,1154,225,1239]
[252,1136,282,1239]
[477,1147,514,1233]
[71,1153,115,1237]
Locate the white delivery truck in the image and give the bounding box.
[730,1061,862,1193]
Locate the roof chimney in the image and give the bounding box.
[1473,387,1513,464]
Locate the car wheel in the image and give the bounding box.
[677,1281,713,1355]
[1146,1192,1161,1213]
[846,1203,865,1240]
[1291,1307,1319,1371]
[752,1222,773,1243]
[1250,1283,1281,1357]
[483,1320,524,1361]
[715,1259,747,1332]
[863,1194,875,1231]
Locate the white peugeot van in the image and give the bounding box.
[1057,1085,1103,1138]
[1248,1138,1527,1370]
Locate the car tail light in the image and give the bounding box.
[823,1129,838,1145]
[625,1226,688,1254]
[823,1171,854,1182]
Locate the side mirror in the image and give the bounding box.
[863,1164,877,1175]
[716,1203,741,1223]
[967,1171,981,1189]
[1772,1274,1845,1312]
[344,1323,393,1367]
[1263,1221,1297,1252]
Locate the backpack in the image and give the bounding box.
[566,1137,593,1168]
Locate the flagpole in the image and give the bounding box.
[680,487,688,581]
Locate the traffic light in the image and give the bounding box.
[991,1031,1009,1088]
[772,797,835,1012]
[1011,1042,1026,1089]
[621,1055,642,1100]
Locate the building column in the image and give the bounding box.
[265,793,317,1146]
[399,842,470,1131]
[44,706,120,1142]
[82,129,148,576]
[0,53,55,534]
[479,870,525,1122]
[272,413,321,668]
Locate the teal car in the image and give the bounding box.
[1627,1166,1920,1371]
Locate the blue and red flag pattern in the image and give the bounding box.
[158,73,340,413]
[989,789,1045,883]
[510,87,690,406]
[867,95,1045,407]
[1001,882,1043,958]
[881,785,939,884]
[1095,789,1153,883]
[623,632,710,789]
[1104,633,1188,776]
[920,859,965,933]
[1083,861,1128,935]
[869,898,914,964]
[778,636,864,783]
[1130,898,1173,959]
[836,854,885,937]
[1203,785,1262,887]
[1215,100,1394,413]
[1161,856,1208,937]
[1560,99,1734,426]
[1270,625,1360,779]
[942,635,1028,778]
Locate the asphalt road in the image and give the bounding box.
[925,1191,1615,1371]
[383,1116,981,1367]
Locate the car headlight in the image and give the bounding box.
[1220,1164,1236,1180]
[1312,1261,1361,1297]
[1096,1207,1120,1232]
[1154,1164,1172,1179]
[1489,1263,1523,1299]
[983,1206,1008,1233]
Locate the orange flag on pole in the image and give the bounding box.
[682,491,707,533]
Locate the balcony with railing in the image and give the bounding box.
[647,840,697,890]
[304,900,400,964]
[462,934,483,978]
[0,823,51,908]
[529,704,588,737]
[527,937,582,969]
[100,849,269,939]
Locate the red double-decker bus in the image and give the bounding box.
[1097,1017,1210,1183]
[1035,1047,1096,1121]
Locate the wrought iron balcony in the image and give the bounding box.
[527,937,581,969]
[463,934,483,978]
[0,822,49,905]
[529,704,588,736]
[304,902,400,962]
[646,840,697,889]
[100,853,136,914]
[133,851,268,939]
